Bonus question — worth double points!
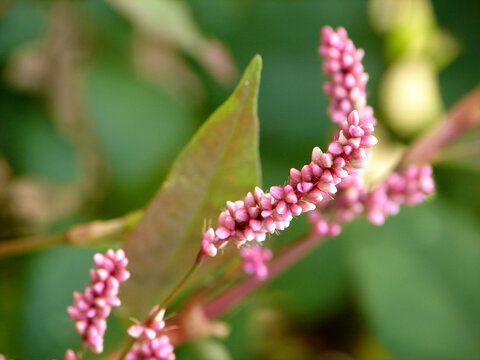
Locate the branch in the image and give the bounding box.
[399,84,480,169]
[205,231,325,318]
[0,210,143,258]
[175,85,480,338]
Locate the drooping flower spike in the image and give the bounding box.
[67,249,130,354]
[309,164,435,234]
[365,164,435,225]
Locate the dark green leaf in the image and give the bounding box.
[346,201,480,360]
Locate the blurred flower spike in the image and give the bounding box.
[67,249,130,354]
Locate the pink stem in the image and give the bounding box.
[203,85,480,321]
[204,231,325,318]
[399,84,480,169]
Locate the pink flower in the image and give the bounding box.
[199,27,377,257]
[201,109,377,257]
[309,165,435,232]
[126,306,175,360]
[64,349,77,360]
[201,27,377,256]
[365,164,435,225]
[128,307,166,341]
[319,26,375,126]
[240,246,273,280]
[125,335,175,360]
[308,27,435,235]
[67,249,130,354]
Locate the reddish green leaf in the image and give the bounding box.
[121,55,262,317]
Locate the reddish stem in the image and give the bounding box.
[171,84,480,345]
[204,231,325,318]
[399,85,480,169]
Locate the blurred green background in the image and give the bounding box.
[1,0,479,359]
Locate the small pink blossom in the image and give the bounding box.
[319,26,375,126]
[125,335,175,360]
[365,164,435,225]
[128,307,166,340]
[198,27,377,257]
[201,109,377,257]
[308,27,435,235]
[309,165,435,232]
[126,306,175,360]
[240,246,273,280]
[64,349,77,360]
[67,249,130,354]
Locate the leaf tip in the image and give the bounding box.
[251,54,263,70]
[235,55,262,99]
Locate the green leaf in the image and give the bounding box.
[345,201,480,360]
[121,55,263,317]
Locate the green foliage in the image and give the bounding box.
[345,201,480,359]
[86,58,196,210]
[1,1,480,359]
[177,339,233,360]
[267,236,349,322]
[21,247,97,359]
[121,56,263,317]
[2,106,76,182]
[0,0,46,62]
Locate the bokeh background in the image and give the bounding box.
[1,0,480,359]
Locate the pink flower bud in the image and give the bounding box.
[270,186,284,200]
[65,350,77,360]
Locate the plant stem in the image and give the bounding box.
[118,257,202,359]
[204,231,325,318]
[0,210,143,258]
[77,343,85,360]
[399,84,480,169]
[168,85,480,344]
[158,259,202,313]
[435,139,480,162]
[0,234,65,258]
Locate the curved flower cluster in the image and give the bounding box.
[201,109,377,257]
[240,246,272,280]
[365,164,435,225]
[319,26,375,126]
[67,249,130,354]
[309,164,435,234]
[308,26,436,236]
[126,335,175,360]
[308,25,376,233]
